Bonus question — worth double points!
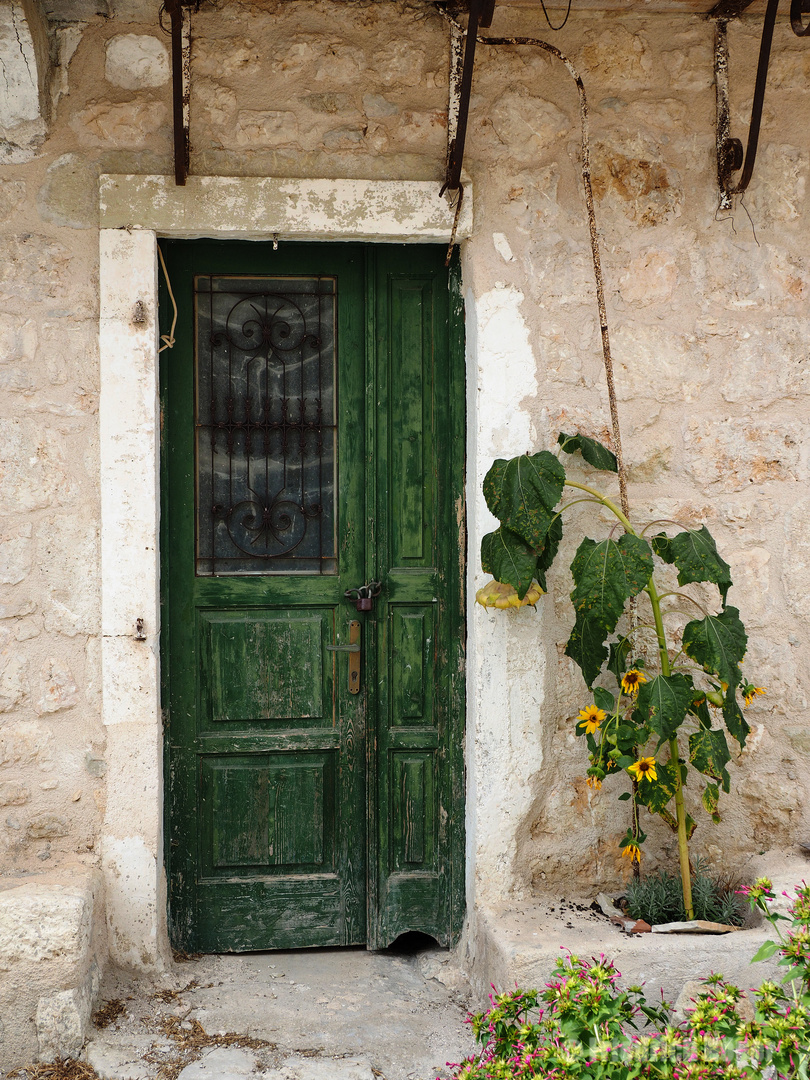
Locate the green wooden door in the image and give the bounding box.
[160,240,464,952]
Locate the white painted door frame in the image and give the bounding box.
[97,175,473,969]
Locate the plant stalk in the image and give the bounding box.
[564,480,635,535]
[646,577,694,919]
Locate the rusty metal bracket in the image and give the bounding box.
[714,0,779,207]
[163,0,191,186]
[441,0,496,194]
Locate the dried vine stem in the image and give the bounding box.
[436,8,630,522]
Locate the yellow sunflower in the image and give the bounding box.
[586,775,602,790]
[628,756,658,783]
[744,684,766,706]
[621,669,648,696]
[622,844,642,864]
[577,704,607,735]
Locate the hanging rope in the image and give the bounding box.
[436,8,630,522]
[157,245,178,353]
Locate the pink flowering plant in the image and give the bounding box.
[477,433,765,918]
[446,879,810,1079]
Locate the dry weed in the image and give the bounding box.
[91,999,126,1029]
[143,1015,274,1080]
[7,1061,101,1080]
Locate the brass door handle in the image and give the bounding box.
[328,620,361,694]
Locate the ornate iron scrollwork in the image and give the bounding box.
[195,277,337,576]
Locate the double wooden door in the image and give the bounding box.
[160,240,464,952]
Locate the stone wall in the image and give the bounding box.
[0,0,807,954]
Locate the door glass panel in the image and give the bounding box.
[195,275,337,575]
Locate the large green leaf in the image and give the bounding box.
[565,613,609,688]
[689,728,731,792]
[652,526,732,605]
[481,527,537,599]
[723,693,750,750]
[570,535,654,632]
[566,535,653,688]
[636,674,694,744]
[486,452,565,552]
[682,606,747,692]
[558,431,618,473]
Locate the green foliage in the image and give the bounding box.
[478,431,764,907]
[625,859,745,925]
[481,527,538,601]
[652,526,733,604]
[448,881,810,1080]
[636,673,693,745]
[683,607,748,703]
[558,430,618,472]
[566,535,654,687]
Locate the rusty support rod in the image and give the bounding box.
[715,0,780,199]
[164,0,190,186]
[442,0,495,193]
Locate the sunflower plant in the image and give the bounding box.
[477,432,764,919]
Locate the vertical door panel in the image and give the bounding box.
[162,242,366,952]
[370,248,465,948]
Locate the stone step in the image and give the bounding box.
[0,867,104,1071]
[464,902,782,1009]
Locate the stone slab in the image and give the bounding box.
[465,903,783,1009]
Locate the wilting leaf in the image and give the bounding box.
[637,674,694,745]
[483,458,508,518]
[481,527,537,600]
[536,515,563,592]
[607,637,632,685]
[652,526,732,605]
[636,759,679,816]
[683,607,747,692]
[558,431,618,473]
[702,782,721,822]
[723,693,750,750]
[690,728,731,792]
[565,613,609,688]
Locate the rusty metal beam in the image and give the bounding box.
[443,0,491,192]
[164,0,190,186]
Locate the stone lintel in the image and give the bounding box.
[99,174,473,241]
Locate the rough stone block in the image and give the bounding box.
[71,100,169,150]
[0,871,103,1071]
[105,35,169,89]
[36,961,99,1061]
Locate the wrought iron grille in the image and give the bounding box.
[194,275,337,576]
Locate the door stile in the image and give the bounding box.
[446,252,467,942]
[363,247,381,949]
